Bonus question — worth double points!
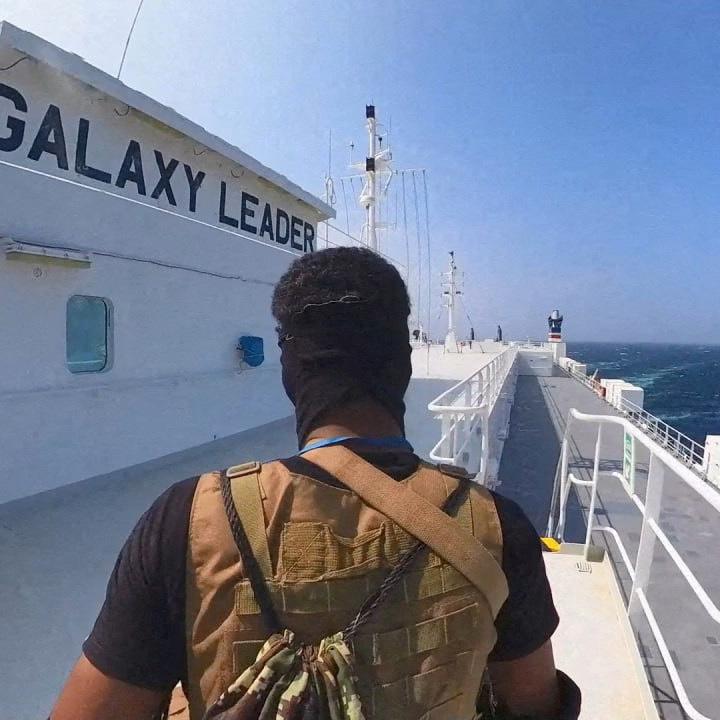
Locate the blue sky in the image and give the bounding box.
[3,0,719,342]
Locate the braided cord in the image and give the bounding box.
[220,472,282,634]
[220,468,470,643]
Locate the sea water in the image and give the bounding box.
[568,343,720,444]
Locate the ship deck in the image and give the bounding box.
[498,371,720,720]
[0,350,496,720]
[2,353,718,719]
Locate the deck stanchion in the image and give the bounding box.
[547,435,567,537]
[629,453,665,618]
[479,412,490,481]
[440,413,452,459]
[584,424,604,559]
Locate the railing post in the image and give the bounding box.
[479,411,490,483]
[629,452,665,617]
[548,435,568,537]
[450,414,457,459]
[440,412,452,459]
[584,424,603,559]
[555,433,572,541]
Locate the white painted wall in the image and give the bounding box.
[517,349,553,376]
[559,357,587,376]
[0,51,324,503]
[616,385,644,410]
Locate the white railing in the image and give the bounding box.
[565,364,710,483]
[427,347,518,481]
[547,408,720,720]
[565,363,597,391]
[502,340,553,351]
[618,396,706,474]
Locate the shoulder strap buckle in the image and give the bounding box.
[437,462,473,480]
[227,460,261,478]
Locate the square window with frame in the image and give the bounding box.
[66,295,111,373]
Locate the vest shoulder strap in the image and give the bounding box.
[226,462,272,578]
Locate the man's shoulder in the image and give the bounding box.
[487,490,538,537]
[83,474,201,691]
[487,490,544,567]
[132,475,202,551]
[150,474,202,516]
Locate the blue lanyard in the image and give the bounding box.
[299,435,414,455]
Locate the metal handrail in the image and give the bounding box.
[618,396,706,472]
[565,364,709,483]
[566,364,598,391]
[502,340,553,350]
[427,347,518,480]
[547,408,720,720]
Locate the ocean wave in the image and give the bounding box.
[657,412,695,423]
[626,365,690,388]
[574,344,720,443]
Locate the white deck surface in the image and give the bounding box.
[545,552,658,720]
[411,341,503,380]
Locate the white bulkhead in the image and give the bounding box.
[0,23,334,503]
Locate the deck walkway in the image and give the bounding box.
[498,372,720,720]
[545,551,658,720]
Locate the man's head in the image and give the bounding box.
[272,247,412,446]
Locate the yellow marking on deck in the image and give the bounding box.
[541,537,561,552]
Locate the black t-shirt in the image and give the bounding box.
[83,448,559,691]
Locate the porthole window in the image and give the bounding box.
[66,295,111,373]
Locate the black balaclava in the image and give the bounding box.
[278,298,412,448]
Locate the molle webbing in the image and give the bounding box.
[233,558,473,616]
[231,601,490,677]
[185,457,506,720]
[354,601,483,665]
[371,650,478,718]
[299,446,508,616]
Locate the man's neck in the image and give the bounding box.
[303,400,402,445]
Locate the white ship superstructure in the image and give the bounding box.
[0,22,333,503]
[1,24,720,720]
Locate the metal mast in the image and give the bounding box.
[323,129,336,249]
[365,105,378,250]
[442,251,461,351]
[357,105,392,251]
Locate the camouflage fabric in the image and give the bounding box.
[202,630,365,720]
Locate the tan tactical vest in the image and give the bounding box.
[185,454,508,720]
